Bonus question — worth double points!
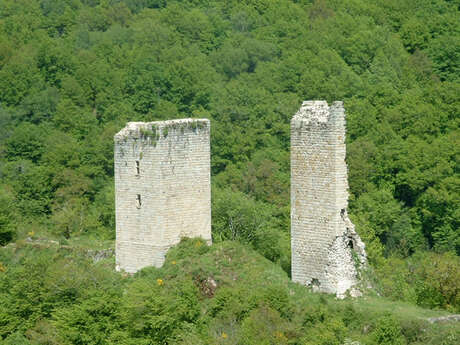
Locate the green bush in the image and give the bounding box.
[121,276,201,342]
[239,306,289,345]
[1,241,460,344]
[376,252,460,312]
[212,187,290,271]
[0,187,17,245]
[370,315,406,345]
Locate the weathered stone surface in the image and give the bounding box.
[291,101,366,298]
[114,119,211,273]
[427,315,460,323]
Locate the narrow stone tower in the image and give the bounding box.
[291,101,366,297]
[114,119,211,273]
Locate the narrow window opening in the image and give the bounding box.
[135,160,140,175]
[348,239,354,249]
[136,194,142,208]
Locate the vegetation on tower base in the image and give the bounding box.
[1,238,459,344]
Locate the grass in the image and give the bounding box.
[349,296,448,320]
[2,237,459,344]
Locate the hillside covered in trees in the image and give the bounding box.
[0,0,459,343]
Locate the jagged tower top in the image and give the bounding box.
[114,118,210,141]
[291,100,344,126]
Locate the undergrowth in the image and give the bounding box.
[0,238,458,344]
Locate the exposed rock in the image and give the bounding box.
[427,315,460,323]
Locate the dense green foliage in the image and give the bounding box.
[375,251,460,312]
[1,239,459,344]
[1,0,459,258]
[0,0,459,342]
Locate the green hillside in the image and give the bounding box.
[1,238,459,344]
[0,0,459,343]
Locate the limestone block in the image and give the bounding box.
[114,119,212,273]
[291,101,367,298]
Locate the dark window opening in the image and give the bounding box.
[136,194,141,208]
[135,160,140,175]
[348,239,354,249]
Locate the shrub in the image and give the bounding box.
[212,187,290,271]
[239,306,289,345]
[370,315,406,345]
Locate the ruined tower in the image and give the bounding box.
[114,119,211,273]
[291,101,366,297]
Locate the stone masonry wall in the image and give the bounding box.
[114,119,211,273]
[291,101,366,297]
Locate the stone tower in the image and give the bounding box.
[114,119,211,273]
[291,101,366,297]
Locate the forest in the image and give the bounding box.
[0,0,459,344]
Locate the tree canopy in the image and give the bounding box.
[0,1,459,341]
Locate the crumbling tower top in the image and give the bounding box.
[291,100,366,297]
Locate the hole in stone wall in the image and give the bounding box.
[135,160,140,175]
[348,239,354,249]
[311,278,320,287]
[136,194,141,208]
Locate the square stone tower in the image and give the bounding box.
[291,101,366,297]
[114,119,211,273]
